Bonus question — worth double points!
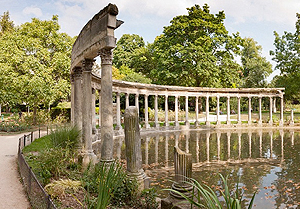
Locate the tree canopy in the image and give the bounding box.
[0,13,75,120]
[271,13,300,101]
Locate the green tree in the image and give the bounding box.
[270,13,300,101]
[241,38,272,88]
[0,11,14,35]
[147,4,242,87]
[113,34,145,69]
[0,15,75,123]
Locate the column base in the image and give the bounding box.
[154,123,160,128]
[279,120,284,126]
[226,120,231,125]
[194,121,199,127]
[127,169,150,191]
[205,121,210,126]
[115,125,123,131]
[175,122,179,127]
[237,121,241,125]
[290,121,294,126]
[144,123,150,129]
[258,120,262,125]
[248,121,252,125]
[269,121,273,126]
[82,151,97,167]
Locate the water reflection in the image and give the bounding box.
[114,129,300,208]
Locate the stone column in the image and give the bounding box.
[248,96,252,125]
[206,96,210,126]
[98,90,101,128]
[290,109,294,126]
[115,92,122,130]
[124,106,149,190]
[92,88,96,134]
[237,96,241,124]
[185,96,189,126]
[71,74,75,123]
[82,59,96,164]
[145,137,149,165]
[135,94,139,116]
[144,94,150,128]
[195,96,199,126]
[258,96,262,125]
[165,95,169,127]
[125,93,129,108]
[100,49,114,163]
[273,98,277,113]
[269,96,273,125]
[227,96,230,125]
[216,95,220,125]
[73,67,83,136]
[175,95,179,127]
[154,94,159,127]
[280,96,284,126]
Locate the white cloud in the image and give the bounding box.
[22,6,43,17]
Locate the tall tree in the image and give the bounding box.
[270,13,300,101]
[0,15,74,122]
[146,4,242,87]
[0,11,14,35]
[241,38,272,88]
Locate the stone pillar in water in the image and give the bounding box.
[124,106,150,190]
[290,109,294,126]
[161,146,193,209]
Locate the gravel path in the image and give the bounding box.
[0,133,31,209]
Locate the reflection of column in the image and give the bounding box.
[290,130,294,146]
[269,131,273,159]
[82,58,96,163]
[259,131,262,158]
[125,93,129,108]
[217,132,221,161]
[115,92,122,130]
[248,132,252,158]
[185,96,189,126]
[237,96,241,124]
[165,95,169,127]
[135,94,139,116]
[290,110,294,126]
[195,96,199,126]
[273,98,277,113]
[144,94,149,128]
[145,137,149,165]
[269,97,273,125]
[227,96,230,125]
[175,95,179,127]
[206,132,210,162]
[165,134,169,167]
[280,96,284,126]
[238,132,241,159]
[280,130,284,160]
[248,96,252,124]
[185,132,190,153]
[258,96,262,125]
[206,96,210,126]
[155,136,159,164]
[216,95,220,125]
[227,132,231,159]
[175,133,179,147]
[196,132,200,163]
[154,95,159,127]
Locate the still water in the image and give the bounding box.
[114,129,300,208]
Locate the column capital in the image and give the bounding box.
[165,94,168,98]
[72,67,83,78]
[248,95,252,99]
[82,58,95,71]
[227,95,230,99]
[116,91,120,96]
[99,48,113,65]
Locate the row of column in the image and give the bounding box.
[109,93,285,128]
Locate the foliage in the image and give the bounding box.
[166,174,256,209]
[145,4,242,87]
[48,125,80,151]
[119,65,152,84]
[0,11,14,35]
[0,14,75,122]
[0,117,29,132]
[45,179,82,198]
[270,13,300,101]
[240,38,272,88]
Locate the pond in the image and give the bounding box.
[113,128,300,208]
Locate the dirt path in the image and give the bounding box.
[0,133,31,209]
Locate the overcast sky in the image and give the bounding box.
[1,0,300,81]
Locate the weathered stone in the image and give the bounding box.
[124,106,150,190]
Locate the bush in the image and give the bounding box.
[0,118,30,132]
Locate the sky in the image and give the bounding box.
[1,0,300,81]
